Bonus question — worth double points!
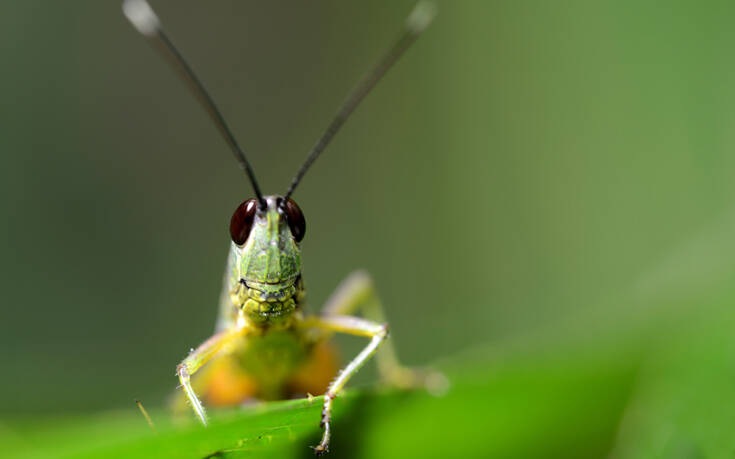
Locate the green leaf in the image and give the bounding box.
[2,343,637,459]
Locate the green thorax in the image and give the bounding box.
[227,196,304,326]
[235,329,309,400]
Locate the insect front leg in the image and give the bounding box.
[322,270,441,389]
[299,315,388,455]
[177,324,250,426]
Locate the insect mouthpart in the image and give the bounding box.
[231,278,303,324]
[241,279,297,302]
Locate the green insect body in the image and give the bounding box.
[123,0,439,454]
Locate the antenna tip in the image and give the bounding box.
[406,1,437,34]
[122,0,161,37]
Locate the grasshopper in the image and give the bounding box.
[123,0,439,454]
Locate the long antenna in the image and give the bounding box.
[283,1,436,203]
[122,0,266,209]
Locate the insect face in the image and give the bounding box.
[229,196,304,323]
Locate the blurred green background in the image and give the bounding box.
[4,0,735,457]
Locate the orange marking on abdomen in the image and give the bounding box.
[205,357,258,406]
[287,341,339,397]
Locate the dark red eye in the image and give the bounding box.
[281,198,306,242]
[229,199,257,245]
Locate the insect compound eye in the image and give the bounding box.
[281,198,306,242]
[229,199,258,245]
